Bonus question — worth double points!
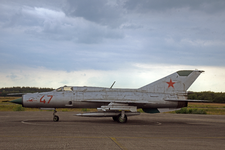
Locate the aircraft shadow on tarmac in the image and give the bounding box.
[19,118,200,126]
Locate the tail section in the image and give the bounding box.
[139,70,204,93]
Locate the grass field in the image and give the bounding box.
[187,102,225,115]
[1,97,225,115]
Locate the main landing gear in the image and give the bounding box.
[112,111,127,123]
[53,109,59,122]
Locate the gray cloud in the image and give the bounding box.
[0,0,63,10]
[0,0,225,73]
[0,3,124,44]
[124,0,225,14]
[64,0,125,28]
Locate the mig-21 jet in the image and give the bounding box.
[8,70,204,123]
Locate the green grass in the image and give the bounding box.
[13,105,25,111]
[137,109,144,113]
[175,107,206,114]
[82,108,89,112]
[170,102,225,115]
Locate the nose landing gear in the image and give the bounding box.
[53,109,59,122]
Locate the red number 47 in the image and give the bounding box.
[40,95,53,104]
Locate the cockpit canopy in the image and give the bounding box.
[56,86,73,92]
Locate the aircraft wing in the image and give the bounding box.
[83,99,208,103]
[165,99,209,102]
[82,99,149,104]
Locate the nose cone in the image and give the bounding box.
[10,98,23,104]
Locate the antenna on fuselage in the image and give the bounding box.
[110,81,116,89]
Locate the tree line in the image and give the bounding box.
[188,91,225,103]
[0,87,54,96]
[0,87,225,103]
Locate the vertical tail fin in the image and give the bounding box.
[139,70,204,93]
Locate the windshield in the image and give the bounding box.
[64,86,73,91]
[56,86,73,92]
[56,87,63,92]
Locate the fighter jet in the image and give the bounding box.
[9,70,204,123]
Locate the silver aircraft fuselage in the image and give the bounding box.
[9,70,204,123]
[22,87,187,109]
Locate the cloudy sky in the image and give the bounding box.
[0,0,225,92]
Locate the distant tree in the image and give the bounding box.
[188,91,225,103]
[0,87,54,96]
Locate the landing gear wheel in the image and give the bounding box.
[53,109,59,122]
[53,115,59,122]
[112,116,118,122]
[117,114,127,123]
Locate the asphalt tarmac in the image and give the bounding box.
[0,111,225,150]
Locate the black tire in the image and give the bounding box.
[112,116,118,122]
[117,114,127,123]
[53,115,59,122]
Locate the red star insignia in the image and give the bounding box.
[166,79,175,88]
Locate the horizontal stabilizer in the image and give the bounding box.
[165,99,209,102]
[158,108,181,113]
